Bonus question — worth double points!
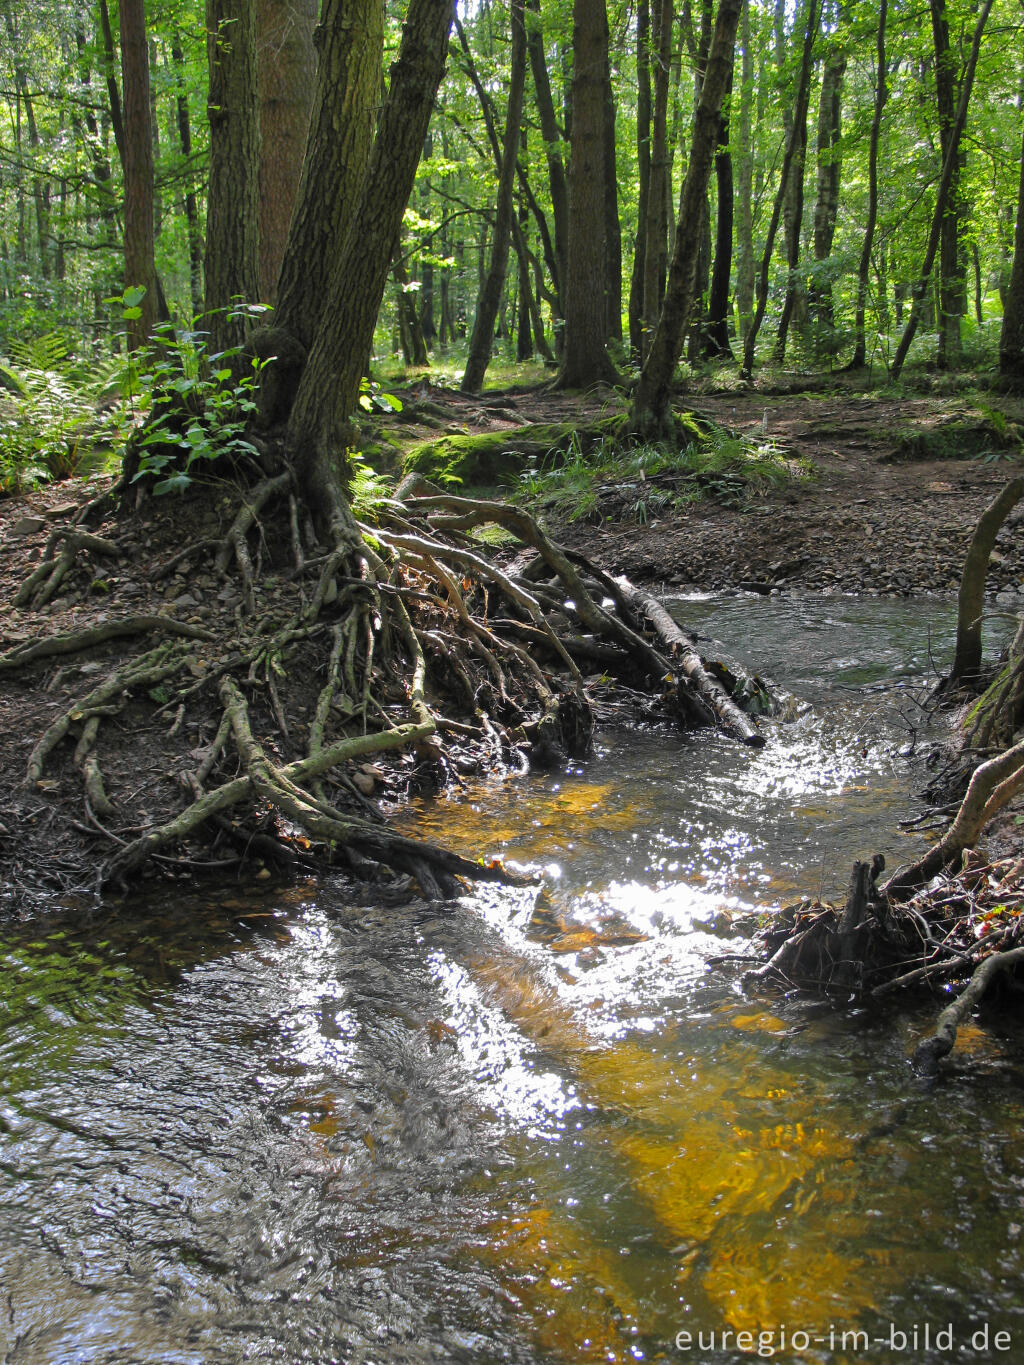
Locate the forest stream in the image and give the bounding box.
[2,596,1023,1365]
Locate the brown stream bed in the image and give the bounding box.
[2,596,1023,1364]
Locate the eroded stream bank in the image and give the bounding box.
[2,596,1023,1365]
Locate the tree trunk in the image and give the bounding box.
[171,33,204,316]
[950,477,1024,687]
[461,0,528,393]
[98,0,126,171]
[774,0,815,365]
[810,18,847,333]
[204,0,260,353]
[526,0,568,308]
[775,0,807,336]
[702,61,735,358]
[553,0,621,389]
[119,0,159,349]
[931,0,967,370]
[394,252,429,365]
[256,0,317,306]
[642,0,672,359]
[734,0,754,338]
[999,122,1024,383]
[515,179,535,360]
[850,0,887,369]
[739,0,819,380]
[286,0,454,528]
[603,67,621,342]
[890,0,993,380]
[464,0,529,395]
[631,0,743,432]
[628,0,651,361]
[274,0,384,354]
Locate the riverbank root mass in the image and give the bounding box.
[0,472,774,907]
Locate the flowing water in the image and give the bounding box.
[2,597,1023,1365]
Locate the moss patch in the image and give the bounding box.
[884,408,1023,464]
[403,417,627,488]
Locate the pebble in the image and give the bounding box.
[12,516,46,536]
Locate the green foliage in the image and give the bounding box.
[122,299,271,495]
[349,453,396,518]
[0,333,121,493]
[514,423,805,523]
[403,420,620,487]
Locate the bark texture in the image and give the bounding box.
[119,0,158,348]
[554,0,621,389]
[274,0,384,352]
[204,0,260,353]
[257,0,317,305]
[286,0,454,514]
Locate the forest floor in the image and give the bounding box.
[0,372,1022,916]
[382,372,1024,599]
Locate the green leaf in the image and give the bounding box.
[153,471,193,495]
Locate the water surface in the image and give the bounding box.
[2,596,1022,1365]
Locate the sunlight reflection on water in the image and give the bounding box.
[1,597,1021,1364]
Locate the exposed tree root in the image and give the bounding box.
[0,615,213,673]
[15,527,122,608]
[3,472,776,904]
[912,944,1024,1071]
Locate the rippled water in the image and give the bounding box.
[2,597,1022,1365]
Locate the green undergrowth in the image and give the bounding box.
[401,409,809,522]
[512,422,809,524]
[885,404,1023,465]
[403,415,629,487]
[0,333,122,492]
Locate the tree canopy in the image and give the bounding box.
[0,0,1021,388]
